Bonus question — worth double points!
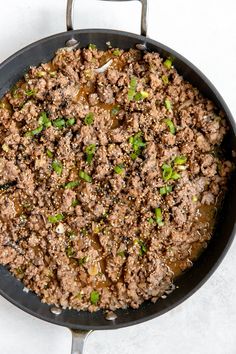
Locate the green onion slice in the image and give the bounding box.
[128,77,137,101]
[164,58,172,69]
[162,75,169,85]
[117,251,125,257]
[171,171,181,180]
[164,98,172,112]
[84,112,94,125]
[25,89,35,97]
[79,170,92,183]
[138,240,147,256]
[155,208,164,227]
[64,181,80,189]
[129,132,146,153]
[147,217,154,224]
[46,149,53,158]
[134,91,149,101]
[48,213,64,223]
[71,199,79,207]
[90,291,100,305]
[88,43,97,50]
[85,144,96,164]
[174,155,187,165]
[66,117,76,126]
[114,164,125,174]
[164,119,176,134]
[78,256,87,265]
[160,185,172,195]
[53,118,66,129]
[162,164,173,181]
[38,112,51,128]
[52,160,63,176]
[113,49,121,56]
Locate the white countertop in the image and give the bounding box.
[0,1,236,353]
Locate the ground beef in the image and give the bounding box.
[0,46,234,312]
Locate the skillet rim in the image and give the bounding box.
[0,28,235,330]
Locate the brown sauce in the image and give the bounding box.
[0,97,12,111]
[169,203,217,277]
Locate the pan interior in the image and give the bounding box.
[0,29,235,330]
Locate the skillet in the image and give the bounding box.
[0,1,235,353]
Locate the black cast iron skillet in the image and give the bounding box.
[0,0,235,353]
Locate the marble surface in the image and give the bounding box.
[0,0,236,353]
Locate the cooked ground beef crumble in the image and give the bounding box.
[0,46,233,311]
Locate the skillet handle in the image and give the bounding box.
[70,329,93,354]
[66,0,148,37]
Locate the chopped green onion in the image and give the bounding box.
[129,131,146,159]
[113,49,121,56]
[147,217,154,224]
[46,149,53,158]
[162,164,173,181]
[65,246,75,258]
[25,89,35,97]
[128,76,137,101]
[155,208,164,227]
[31,126,43,136]
[79,170,92,183]
[85,144,96,164]
[48,213,64,223]
[162,75,169,85]
[164,119,176,134]
[160,185,172,195]
[66,117,76,126]
[26,112,51,136]
[37,71,46,77]
[134,91,149,101]
[114,164,125,174]
[78,256,87,265]
[174,155,187,165]
[130,152,138,160]
[90,290,100,305]
[84,112,94,125]
[86,154,94,164]
[164,98,172,112]
[38,112,51,128]
[162,164,181,181]
[171,171,181,180]
[24,132,32,138]
[25,125,43,137]
[52,118,66,129]
[71,199,79,207]
[164,58,172,69]
[192,195,198,202]
[52,160,63,176]
[49,71,57,77]
[138,240,147,256]
[117,251,125,257]
[111,105,120,116]
[88,43,97,50]
[64,180,80,189]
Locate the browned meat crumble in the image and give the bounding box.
[0,46,233,311]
